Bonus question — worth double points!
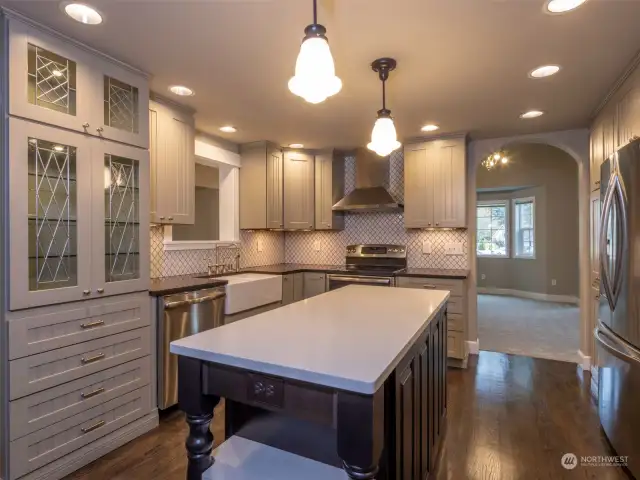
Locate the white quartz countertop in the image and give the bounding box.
[170,285,449,394]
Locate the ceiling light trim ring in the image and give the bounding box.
[62,2,104,25]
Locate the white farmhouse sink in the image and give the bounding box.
[217,273,282,315]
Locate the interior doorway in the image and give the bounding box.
[474,143,580,362]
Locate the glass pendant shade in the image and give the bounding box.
[367,116,401,157]
[288,37,342,104]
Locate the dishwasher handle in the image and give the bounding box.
[164,291,226,310]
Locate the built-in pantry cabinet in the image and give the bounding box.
[404,136,467,228]
[149,97,195,224]
[2,12,156,480]
[8,17,149,149]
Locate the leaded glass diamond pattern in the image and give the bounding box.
[28,44,77,115]
[105,155,140,282]
[28,139,77,291]
[104,76,139,133]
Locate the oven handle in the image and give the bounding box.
[328,275,392,285]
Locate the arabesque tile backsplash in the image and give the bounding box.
[149,151,468,278]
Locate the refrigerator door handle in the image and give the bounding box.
[599,181,616,311]
[610,176,627,309]
[595,324,640,364]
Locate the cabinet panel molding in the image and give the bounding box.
[284,151,315,230]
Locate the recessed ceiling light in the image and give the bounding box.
[529,65,561,78]
[219,126,237,133]
[63,3,103,25]
[545,0,588,14]
[520,110,545,119]
[289,143,304,149]
[169,85,194,97]
[421,124,440,132]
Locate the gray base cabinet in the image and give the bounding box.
[282,273,304,305]
[303,272,327,299]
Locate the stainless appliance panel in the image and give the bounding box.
[157,287,225,409]
[596,323,640,479]
[327,274,394,290]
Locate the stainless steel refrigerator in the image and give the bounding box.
[596,138,640,478]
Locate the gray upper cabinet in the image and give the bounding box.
[8,17,149,149]
[405,136,467,228]
[240,141,283,229]
[315,151,344,231]
[149,98,195,225]
[284,151,315,230]
[8,117,149,311]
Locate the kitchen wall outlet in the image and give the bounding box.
[422,241,432,254]
[551,279,557,286]
[445,242,464,255]
[313,240,321,252]
[257,239,264,252]
[481,274,486,280]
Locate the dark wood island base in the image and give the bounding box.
[177,307,448,480]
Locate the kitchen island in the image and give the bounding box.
[170,285,449,480]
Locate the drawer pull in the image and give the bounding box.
[80,320,105,329]
[81,387,105,399]
[423,284,438,289]
[81,420,105,434]
[81,353,105,364]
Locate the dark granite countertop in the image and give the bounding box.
[399,268,469,279]
[149,274,228,296]
[240,264,349,275]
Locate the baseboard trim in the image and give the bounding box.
[477,287,579,305]
[578,350,591,371]
[466,339,480,355]
[22,410,159,480]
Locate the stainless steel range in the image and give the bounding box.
[327,244,407,290]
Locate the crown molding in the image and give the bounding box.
[590,48,640,120]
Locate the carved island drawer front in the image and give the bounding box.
[9,327,151,400]
[9,357,151,441]
[9,386,150,479]
[8,293,150,360]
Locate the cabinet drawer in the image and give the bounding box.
[397,276,464,297]
[9,357,151,441]
[9,386,150,479]
[8,293,150,360]
[10,327,151,400]
[446,296,464,315]
[447,313,464,332]
[447,331,465,359]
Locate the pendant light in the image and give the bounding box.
[288,0,342,104]
[367,58,401,157]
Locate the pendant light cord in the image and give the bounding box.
[382,79,386,110]
[313,0,318,24]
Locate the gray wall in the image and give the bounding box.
[476,143,579,296]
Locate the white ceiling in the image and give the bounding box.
[3,0,640,148]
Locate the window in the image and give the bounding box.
[477,201,508,257]
[513,197,535,258]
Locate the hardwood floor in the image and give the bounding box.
[65,352,630,480]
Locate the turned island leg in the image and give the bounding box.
[178,356,221,480]
[337,388,385,480]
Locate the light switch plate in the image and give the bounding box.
[445,243,464,255]
[422,241,432,254]
[313,240,321,252]
[257,239,264,252]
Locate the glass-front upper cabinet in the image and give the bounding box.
[9,118,93,310]
[92,141,150,297]
[9,17,149,149]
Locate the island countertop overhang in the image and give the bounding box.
[170,285,449,395]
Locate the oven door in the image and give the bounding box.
[327,274,394,290]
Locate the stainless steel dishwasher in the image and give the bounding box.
[158,287,226,409]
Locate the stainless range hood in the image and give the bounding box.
[332,147,403,212]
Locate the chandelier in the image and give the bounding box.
[482,151,509,170]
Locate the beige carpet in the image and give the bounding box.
[477,294,580,363]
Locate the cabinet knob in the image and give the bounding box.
[82,289,91,296]
[428,223,432,226]
[82,122,90,129]
[159,216,165,220]
[168,217,174,221]
[436,222,440,226]
[96,127,104,133]
[96,288,105,294]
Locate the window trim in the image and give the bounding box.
[512,196,536,259]
[476,200,510,258]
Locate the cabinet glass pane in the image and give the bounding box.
[104,76,139,133]
[104,154,140,283]
[27,44,77,115]
[28,138,78,291]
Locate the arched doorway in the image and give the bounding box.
[466,129,592,368]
